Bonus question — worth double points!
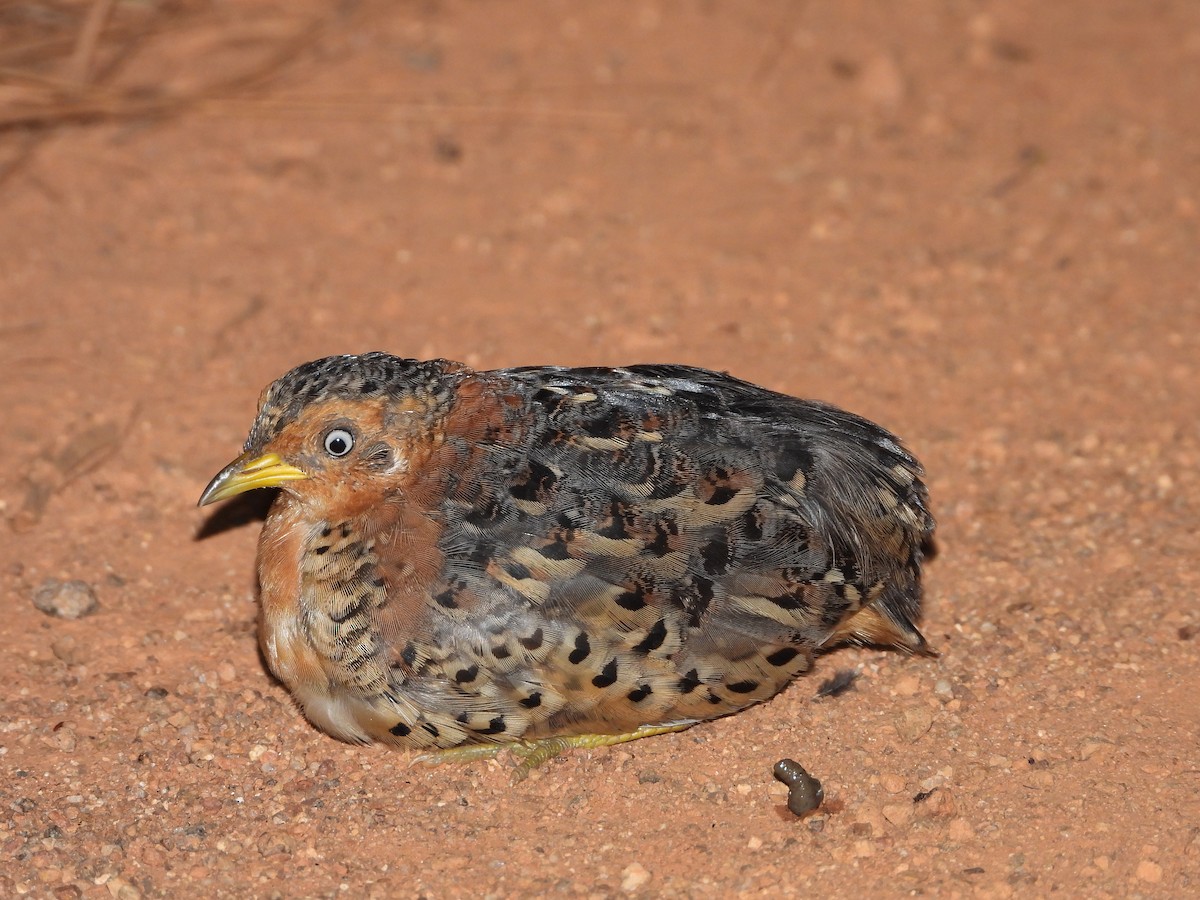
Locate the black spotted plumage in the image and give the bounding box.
[200,353,935,765]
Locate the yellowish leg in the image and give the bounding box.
[409,743,510,767]
[410,723,693,782]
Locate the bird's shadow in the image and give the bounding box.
[194,489,276,540]
[922,535,940,562]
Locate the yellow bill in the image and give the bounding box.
[198,451,308,506]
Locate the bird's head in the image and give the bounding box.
[199,353,462,519]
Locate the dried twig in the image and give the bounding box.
[66,0,117,86]
[9,413,131,533]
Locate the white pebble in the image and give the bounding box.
[32,579,99,619]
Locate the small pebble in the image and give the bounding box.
[51,636,88,666]
[883,802,913,826]
[915,787,958,819]
[256,831,296,857]
[621,862,651,893]
[1136,860,1163,884]
[42,727,77,753]
[1079,740,1112,761]
[896,705,934,742]
[773,758,824,818]
[948,817,976,841]
[32,579,99,620]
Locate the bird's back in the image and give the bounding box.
[382,364,933,742]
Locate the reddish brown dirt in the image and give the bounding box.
[3,2,1198,897]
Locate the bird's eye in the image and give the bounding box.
[323,428,355,457]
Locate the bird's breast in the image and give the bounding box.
[255,498,389,742]
[256,501,328,687]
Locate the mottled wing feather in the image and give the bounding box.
[391,365,931,741]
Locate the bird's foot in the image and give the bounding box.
[410,723,693,782]
[409,743,507,768]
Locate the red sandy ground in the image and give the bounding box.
[2,1,1198,896]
